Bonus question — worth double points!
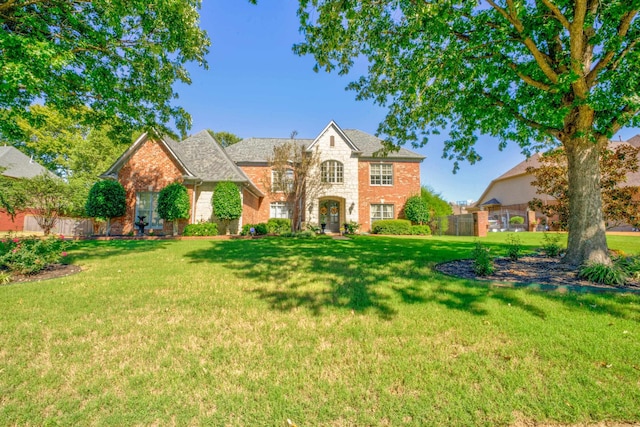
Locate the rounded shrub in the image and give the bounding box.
[371,219,412,235]
[404,195,429,225]
[509,216,524,225]
[183,222,218,236]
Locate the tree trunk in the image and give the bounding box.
[563,139,610,266]
[173,220,178,236]
[106,218,111,236]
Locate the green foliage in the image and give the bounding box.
[542,233,563,257]
[183,223,218,237]
[157,183,190,221]
[212,182,242,222]
[267,218,291,235]
[410,225,431,235]
[615,255,640,281]
[578,263,628,287]
[371,219,412,235]
[241,223,268,236]
[472,241,495,276]
[343,221,360,235]
[509,216,524,225]
[403,195,430,225]
[206,130,242,147]
[0,234,69,275]
[85,181,126,220]
[505,234,522,261]
[0,1,209,139]
[0,270,11,285]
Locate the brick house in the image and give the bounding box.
[101,121,424,234]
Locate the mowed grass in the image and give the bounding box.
[1,233,639,426]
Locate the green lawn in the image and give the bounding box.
[1,233,639,426]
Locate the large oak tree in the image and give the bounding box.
[0,0,209,139]
[294,0,640,265]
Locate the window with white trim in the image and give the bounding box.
[135,192,163,229]
[271,169,294,192]
[370,204,394,224]
[270,201,292,219]
[370,163,393,186]
[321,160,344,183]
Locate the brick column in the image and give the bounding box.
[473,211,489,237]
[527,210,537,232]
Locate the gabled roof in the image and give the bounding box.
[101,131,264,197]
[307,120,361,153]
[0,146,54,179]
[101,132,195,179]
[225,122,424,163]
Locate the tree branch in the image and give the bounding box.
[482,91,561,138]
[486,0,559,84]
[586,9,638,87]
[540,0,570,30]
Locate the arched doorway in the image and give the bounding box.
[319,199,341,233]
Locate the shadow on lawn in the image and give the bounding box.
[183,235,616,320]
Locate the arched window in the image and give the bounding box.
[321,160,344,183]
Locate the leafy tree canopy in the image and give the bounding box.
[294,0,640,265]
[85,180,126,235]
[421,186,453,234]
[207,130,242,148]
[0,0,210,139]
[403,195,429,225]
[14,173,72,235]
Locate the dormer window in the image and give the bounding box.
[321,160,343,183]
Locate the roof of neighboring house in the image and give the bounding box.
[0,146,54,179]
[225,126,425,163]
[473,135,640,207]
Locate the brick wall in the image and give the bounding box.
[0,210,27,232]
[358,160,422,231]
[238,165,289,225]
[113,138,190,235]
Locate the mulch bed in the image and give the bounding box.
[3,264,82,285]
[436,254,640,292]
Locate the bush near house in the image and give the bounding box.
[241,223,268,236]
[85,180,126,236]
[509,216,525,225]
[372,219,412,235]
[267,218,291,235]
[157,182,190,235]
[182,223,218,237]
[411,225,431,235]
[403,195,430,225]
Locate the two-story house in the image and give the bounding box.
[101,121,424,234]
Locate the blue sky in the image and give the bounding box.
[174,1,640,204]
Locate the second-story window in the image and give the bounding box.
[272,169,294,192]
[370,163,393,186]
[321,160,344,184]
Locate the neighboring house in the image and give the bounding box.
[101,121,424,234]
[470,135,640,230]
[0,146,54,231]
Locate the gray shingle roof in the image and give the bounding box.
[225,138,313,163]
[225,129,424,163]
[343,129,425,159]
[0,146,53,178]
[166,130,249,182]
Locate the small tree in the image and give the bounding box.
[212,181,242,234]
[157,182,190,236]
[421,186,453,234]
[528,144,640,230]
[17,174,71,235]
[403,195,429,225]
[85,180,126,236]
[268,141,325,232]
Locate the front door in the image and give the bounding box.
[320,200,340,233]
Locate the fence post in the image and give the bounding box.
[473,211,488,237]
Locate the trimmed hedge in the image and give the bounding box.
[411,225,431,235]
[183,222,218,236]
[509,216,524,225]
[371,219,412,235]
